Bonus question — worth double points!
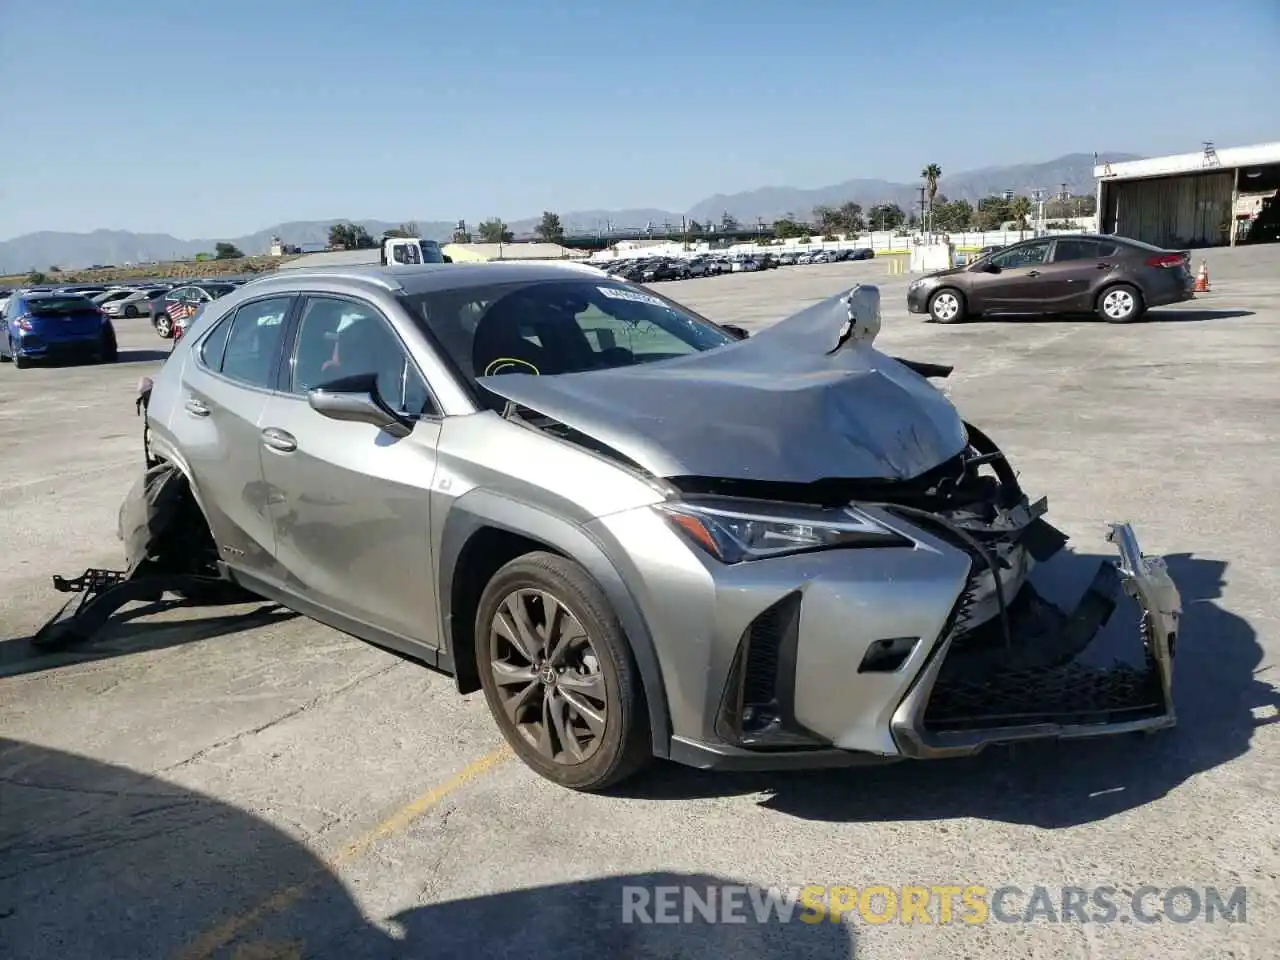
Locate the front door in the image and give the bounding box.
[177,295,296,576]
[975,238,1054,313]
[258,294,443,652]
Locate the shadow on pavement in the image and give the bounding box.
[115,349,172,364]
[0,738,854,959]
[617,551,1274,829]
[0,602,298,679]
[975,308,1254,324]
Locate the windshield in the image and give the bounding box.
[400,278,735,383]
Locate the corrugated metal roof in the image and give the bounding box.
[275,249,381,270]
[1095,142,1280,182]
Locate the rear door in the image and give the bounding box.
[257,294,443,653]
[177,295,297,577]
[1038,238,1114,312]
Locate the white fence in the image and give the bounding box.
[591,224,1101,262]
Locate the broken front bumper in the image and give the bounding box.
[890,522,1182,758]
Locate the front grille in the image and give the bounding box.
[922,573,1165,732]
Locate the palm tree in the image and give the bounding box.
[921,164,942,233]
[1010,196,1033,239]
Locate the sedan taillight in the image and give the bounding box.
[1146,253,1186,269]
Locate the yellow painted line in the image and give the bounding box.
[175,744,513,960]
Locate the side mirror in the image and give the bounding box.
[721,323,750,340]
[307,372,412,438]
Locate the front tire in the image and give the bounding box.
[928,287,967,324]
[123,304,140,318]
[475,551,652,791]
[1097,283,1144,323]
[154,313,173,338]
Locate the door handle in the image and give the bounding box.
[184,397,210,417]
[1096,262,1111,269]
[1026,270,1041,277]
[261,427,297,453]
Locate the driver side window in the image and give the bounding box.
[989,241,1051,269]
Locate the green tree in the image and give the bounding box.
[867,203,906,231]
[934,199,974,232]
[48,265,62,273]
[772,216,801,240]
[1009,196,1033,237]
[921,163,942,231]
[535,211,565,243]
[214,242,244,259]
[812,205,839,235]
[328,222,375,249]
[26,270,47,284]
[451,220,472,243]
[836,201,865,234]
[478,218,513,243]
[383,222,420,239]
[975,196,1012,231]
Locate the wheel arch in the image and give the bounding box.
[439,490,672,759]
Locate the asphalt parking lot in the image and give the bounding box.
[3,246,1279,960]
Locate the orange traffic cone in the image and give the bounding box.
[1193,260,1210,293]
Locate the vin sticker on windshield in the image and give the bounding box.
[598,286,666,308]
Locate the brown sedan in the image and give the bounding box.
[906,234,1195,324]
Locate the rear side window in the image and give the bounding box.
[1053,239,1102,262]
[27,296,97,315]
[200,315,233,369]
[216,297,293,388]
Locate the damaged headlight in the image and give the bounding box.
[655,499,912,564]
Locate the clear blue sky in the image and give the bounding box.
[1,0,1277,240]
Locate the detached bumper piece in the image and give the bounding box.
[32,565,234,650]
[892,523,1182,758]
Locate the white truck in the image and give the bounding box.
[275,235,451,272]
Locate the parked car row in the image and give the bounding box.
[596,246,875,282]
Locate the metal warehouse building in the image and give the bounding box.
[1095,141,1280,249]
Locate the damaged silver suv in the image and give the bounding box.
[125,261,1182,791]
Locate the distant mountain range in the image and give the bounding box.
[0,152,1139,272]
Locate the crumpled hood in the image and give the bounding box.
[476,285,968,483]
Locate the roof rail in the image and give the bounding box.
[241,269,406,293]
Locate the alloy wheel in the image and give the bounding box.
[1102,288,1135,320]
[488,588,607,765]
[931,291,961,322]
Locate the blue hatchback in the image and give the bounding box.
[1,291,118,368]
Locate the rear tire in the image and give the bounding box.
[475,551,652,792]
[154,313,173,338]
[11,339,29,369]
[99,328,119,363]
[1097,283,1144,323]
[928,287,967,324]
[123,304,139,318]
